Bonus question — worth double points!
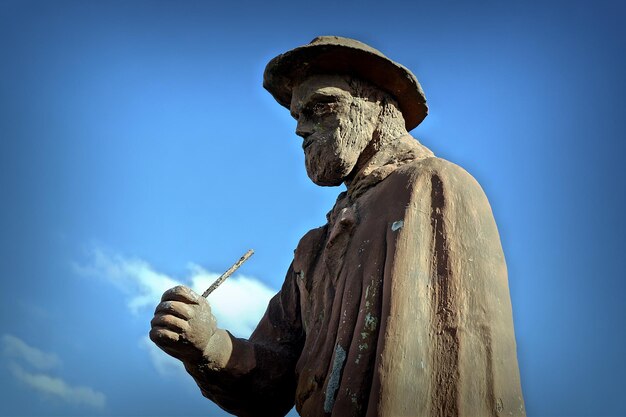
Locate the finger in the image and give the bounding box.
[149,327,180,345]
[154,300,193,320]
[151,314,190,334]
[161,285,200,305]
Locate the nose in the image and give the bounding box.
[295,119,313,139]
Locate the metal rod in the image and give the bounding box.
[202,249,254,298]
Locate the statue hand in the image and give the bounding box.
[150,285,217,364]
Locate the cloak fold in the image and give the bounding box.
[377,157,525,417]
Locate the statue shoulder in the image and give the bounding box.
[400,156,488,198]
[392,156,505,261]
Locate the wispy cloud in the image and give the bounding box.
[72,248,179,314]
[74,247,276,338]
[1,335,106,408]
[74,247,277,374]
[9,364,106,408]
[2,334,61,370]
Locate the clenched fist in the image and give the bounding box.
[149,285,217,363]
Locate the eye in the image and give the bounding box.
[313,103,327,114]
[311,101,337,116]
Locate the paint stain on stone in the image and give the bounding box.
[364,313,378,331]
[324,344,347,413]
[391,220,404,231]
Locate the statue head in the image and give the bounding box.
[264,36,428,186]
[290,74,407,185]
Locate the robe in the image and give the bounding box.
[185,142,525,417]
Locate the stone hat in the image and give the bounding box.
[263,36,428,131]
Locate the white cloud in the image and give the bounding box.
[2,334,61,370]
[74,247,278,374]
[10,363,106,409]
[73,248,179,314]
[2,335,106,409]
[187,263,276,337]
[75,247,276,338]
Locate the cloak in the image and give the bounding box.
[186,143,525,417]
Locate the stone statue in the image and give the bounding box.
[150,36,525,417]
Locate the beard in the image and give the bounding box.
[304,131,360,186]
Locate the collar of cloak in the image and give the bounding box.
[327,135,434,225]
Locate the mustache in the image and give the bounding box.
[302,133,332,151]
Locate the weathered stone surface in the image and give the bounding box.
[150,36,525,417]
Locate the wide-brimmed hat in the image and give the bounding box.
[263,36,428,131]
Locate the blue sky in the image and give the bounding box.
[1,1,625,416]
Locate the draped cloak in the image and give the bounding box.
[185,143,525,417]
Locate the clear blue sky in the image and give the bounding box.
[1,1,625,416]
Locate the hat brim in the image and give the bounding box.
[263,38,428,131]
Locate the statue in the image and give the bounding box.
[150,36,525,417]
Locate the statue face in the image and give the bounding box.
[290,75,381,186]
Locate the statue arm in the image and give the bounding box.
[183,263,305,417]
